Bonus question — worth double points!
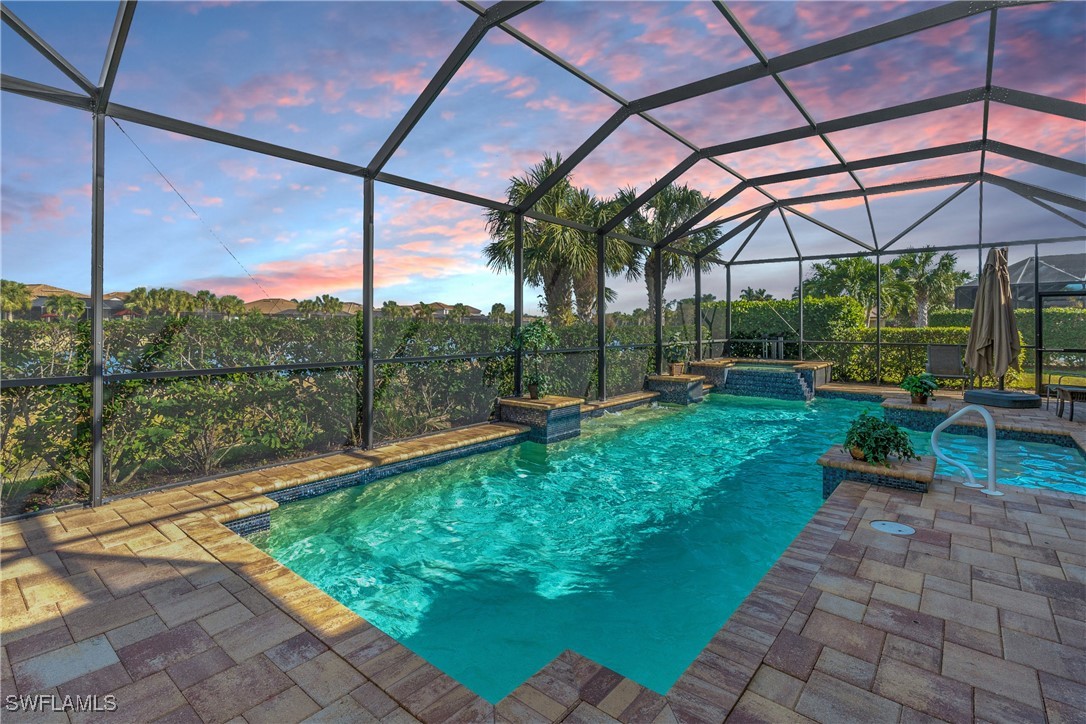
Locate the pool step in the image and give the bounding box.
[720,369,813,401]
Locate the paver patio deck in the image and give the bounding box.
[1,385,1082,722]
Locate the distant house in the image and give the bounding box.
[954,253,1085,308]
[23,284,129,319]
[399,302,483,320]
[244,298,298,316]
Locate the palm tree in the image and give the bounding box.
[887,250,971,326]
[413,302,435,320]
[450,303,470,323]
[294,299,320,318]
[803,257,880,323]
[489,302,509,324]
[739,287,773,301]
[381,300,403,319]
[317,294,342,316]
[1,280,32,320]
[194,289,217,317]
[43,294,85,320]
[216,295,245,317]
[125,287,155,317]
[615,183,722,320]
[484,154,624,325]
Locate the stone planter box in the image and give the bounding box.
[644,374,706,405]
[498,395,584,444]
[817,445,936,498]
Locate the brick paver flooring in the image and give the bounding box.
[1,390,1083,722]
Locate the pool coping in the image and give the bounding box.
[2,385,1083,722]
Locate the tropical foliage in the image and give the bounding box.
[802,250,971,326]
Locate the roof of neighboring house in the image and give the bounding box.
[403,301,482,314]
[25,284,88,299]
[244,298,298,315]
[959,253,1085,287]
[340,302,362,314]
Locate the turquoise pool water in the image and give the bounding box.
[250,396,1085,702]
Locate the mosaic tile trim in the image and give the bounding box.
[886,407,1079,449]
[815,389,885,403]
[822,466,927,498]
[228,433,527,536]
[720,369,812,401]
[225,511,271,536]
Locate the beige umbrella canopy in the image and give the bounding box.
[966,247,1021,384]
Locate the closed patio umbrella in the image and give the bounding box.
[966,247,1020,386]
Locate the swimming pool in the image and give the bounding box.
[250,396,1084,702]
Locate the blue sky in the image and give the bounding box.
[2,1,1083,309]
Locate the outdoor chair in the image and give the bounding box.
[926,344,974,389]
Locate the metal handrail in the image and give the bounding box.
[930,404,1002,496]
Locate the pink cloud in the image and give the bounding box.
[206,72,319,127]
[986,105,1085,160]
[652,76,808,149]
[0,189,77,234]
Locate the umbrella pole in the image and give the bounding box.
[998,374,1005,391]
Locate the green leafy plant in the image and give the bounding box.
[900,372,938,397]
[513,320,560,396]
[843,412,918,466]
[663,332,688,364]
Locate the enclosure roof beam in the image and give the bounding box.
[987,141,1086,177]
[728,235,1084,266]
[631,1,1021,113]
[98,1,136,108]
[477,2,753,193]
[367,0,540,174]
[696,206,771,259]
[715,1,869,199]
[687,203,774,238]
[1004,191,1086,230]
[598,153,702,234]
[778,207,802,260]
[781,206,874,252]
[993,86,1086,121]
[880,181,979,252]
[778,173,981,207]
[746,142,983,188]
[1,74,94,111]
[728,210,772,264]
[512,0,1017,221]
[983,174,1086,212]
[1,3,96,97]
[654,183,752,250]
[106,103,368,176]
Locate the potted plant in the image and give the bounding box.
[900,372,938,405]
[664,333,687,376]
[843,412,919,466]
[512,320,560,399]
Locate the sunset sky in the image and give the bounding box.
[2,1,1083,310]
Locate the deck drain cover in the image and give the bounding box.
[871,520,915,536]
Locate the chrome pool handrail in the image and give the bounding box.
[931,404,1002,497]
